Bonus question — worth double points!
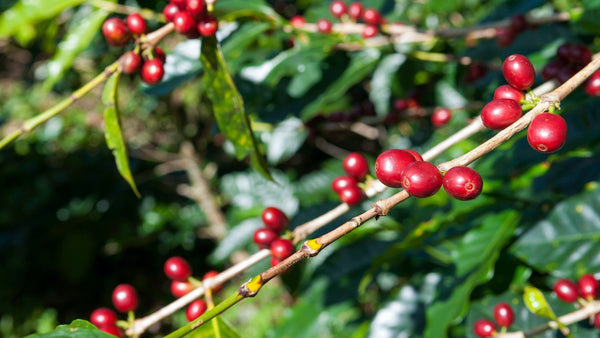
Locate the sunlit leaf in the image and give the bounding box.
[25,319,114,338]
[265,117,308,165]
[370,54,406,117]
[186,316,240,338]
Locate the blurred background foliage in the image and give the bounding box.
[1,0,600,337]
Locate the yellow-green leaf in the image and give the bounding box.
[186,316,240,338]
[102,72,141,197]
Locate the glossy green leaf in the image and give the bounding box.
[215,0,283,23]
[43,5,110,91]
[25,319,114,338]
[186,316,240,338]
[265,117,308,164]
[201,36,271,180]
[370,54,407,117]
[523,286,556,319]
[102,72,140,197]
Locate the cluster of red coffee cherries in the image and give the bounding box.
[473,302,515,337]
[89,284,139,337]
[252,207,295,268]
[163,0,218,38]
[331,152,369,206]
[540,42,599,97]
[554,274,600,329]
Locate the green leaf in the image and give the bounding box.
[43,5,111,91]
[300,48,381,120]
[510,182,600,277]
[25,319,115,338]
[215,0,283,23]
[201,36,271,180]
[265,117,308,165]
[370,54,407,117]
[102,72,140,197]
[424,210,520,337]
[186,316,240,338]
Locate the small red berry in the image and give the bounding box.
[400,161,442,198]
[290,15,306,28]
[375,149,418,188]
[112,284,139,312]
[203,270,223,293]
[556,43,571,61]
[404,149,423,161]
[481,99,523,130]
[163,3,181,22]
[595,312,600,329]
[584,70,600,96]
[493,302,515,328]
[170,0,187,8]
[332,176,358,194]
[253,227,278,249]
[578,274,598,301]
[527,113,567,153]
[173,10,197,34]
[121,51,141,74]
[330,0,347,19]
[362,8,381,25]
[362,24,379,38]
[541,59,565,81]
[102,17,132,47]
[338,185,364,206]
[261,207,289,233]
[493,84,525,103]
[343,152,369,182]
[164,256,192,281]
[465,62,487,83]
[90,307,117,327]
[126,13,147,35]
[99,324,124,338]
[567,44,592,66]
[348,2,363,21]
[431,107,452,127]
[141,59,165,85]
[553,278,579,303]
[511,14,528,33]
[495,27,516,47]
[557,64,578,84]
[317,18,333,34]
[198,14,218,37]
[154,47,167,64]
[502,54,536,90]
[186,299,207,321]
[442,166,483,201]
[186,0,206,18]
[270,238,294,260]
[473,319,497,338]
[171,280,194,298]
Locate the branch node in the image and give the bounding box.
[372,200,388,216]
[238,276,263,298]
[301,239,322,257]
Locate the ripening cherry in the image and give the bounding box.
[186,0,206,18]
[431,107,452,127]
[171,280,194,298]
[567,44,592,66]
[584,70,600,96]
[338,184,364,206]
[511,14,528,33]
[527,113,567,153]
[362,24,379,38]
[198,14,218,37]
[141,59,165,85]
[330,0,347,19]
[362,8,381,25]
[400,161,442,198]
[126,13,147,35]
[343,152,369,182]
[403,149,423,161]
[317,18,333,34]
[253,227,278,249]
[541,59,565,81]
[90,307,117,327]
[480,99,523,130]
[553,278,579,303]
[163,3,181,22]
[348,2,363,21]
[154,47,167,64]
[99,324,124,338]
[173,10,197,34]
[203,270,223,293]
[290,15,306,28]
[261,206,289,233]
[375,149,418,188]
[473,319,497,338]
[270,238,294,260]
[595,312,600,329]
[121,51,141,74]
[495,27,516,47]
[186,299,207,321]
[502,54,536,90]
[578,274,598,301]
[112,284,139,312]
[164,256,192,281]
[102,17,132,47]
[493,84,525,103]
[442,166,483,201]
[331,176,358,194]
[493,303,515,328]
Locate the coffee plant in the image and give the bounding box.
[2,0,600,337]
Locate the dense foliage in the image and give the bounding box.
[1,0,600,337]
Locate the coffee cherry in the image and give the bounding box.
[401,161,442,198]
[164,256,192,281]
[511,14,528,33]
[99,324,124,338]
[527,113,567,153]
[332,176,358,194]
[442,166,483,201]
[493,303,515,328]
[171,280,194,298]
[481,99,523,130]
[343,152,369,182]
[362,8,381,25]
[495,27,516,47]
[163,3,181,22]
[121,51,141,74]
[330,0,347,19]
[290,15,306,28]
[154,47,167,64]
[261,207,289,233]
[90,307,117,327]
[198,14,218,37]
[595,312,600,329]
[126,13,147,35]
[473,319,497,338]
[170,0,187,8]
[338,184,364,206]
[141,59,164,85]
[317,18,333,34]
[203,270,223,293]
[253,227,278,249]
[173,11,197,34]
[584,70,600,96]
[567,44,592,66]
[578,274,598,301]
[270,238,294,260]
[362,24,379,38]
[348,2,363,21]
[431,107,452,127]
[404,149,423,161]
[186,0,206,18]
[557,43,571,61]
[465,62,487,83]
[375,149,418,188]
[102,17,132,47]
[502,54,535,90]
[493,84,524,103]
[553,278,579,303]
[557,64,577,84]
[186,299,207,321]
[541,59,565,81]
[112,284,139,312]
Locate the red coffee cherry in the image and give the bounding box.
[173,10,197,34]
[171,280,194,298]
[473,319,497,337]
[502,54,536,90]
[557,64,578,84]
[362,8,381,25]
[331,176,358,194]
[584,70,600,96]
[317,18,333,34]
[270,238,294,260]
[465,62,487,83]
[126,13,147,35]
[567,44,592,66]
[203,270,223,293]
[556,43,571,61]
[541,59,565,81]
[493,84,525,103]
[186,299,207,321]
[290,15,306,28]
[330,0,347,19]
[400,161,442,198]
[493,302,515,328]
[431,107,452,127]
[375,149,418,188]
[102,17,132,47]
[154,47,167,64]
[253,227,278,249]
[527,113,567,153]
[362,24,379,38]
[511,14,528,33]
[338,184,364,206]
[121,51,141,74]
[442,166,483,201]
[261,206,289,233]
[198,14,218,37]
[112,284,139,312]
[170,0,187,8]
[578,274,598,301]
[99,324,124,338]
[164,256,192,281]
[553,278,579,303]
[163,3,181,22]
[348,2,363,21]
[141,59,165,85]
[90,307,117,327]
[186,0,206,18]
[343,152,369,182]
[404,149,423,161]
[481,99,523,130]
[495,27,516,47]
